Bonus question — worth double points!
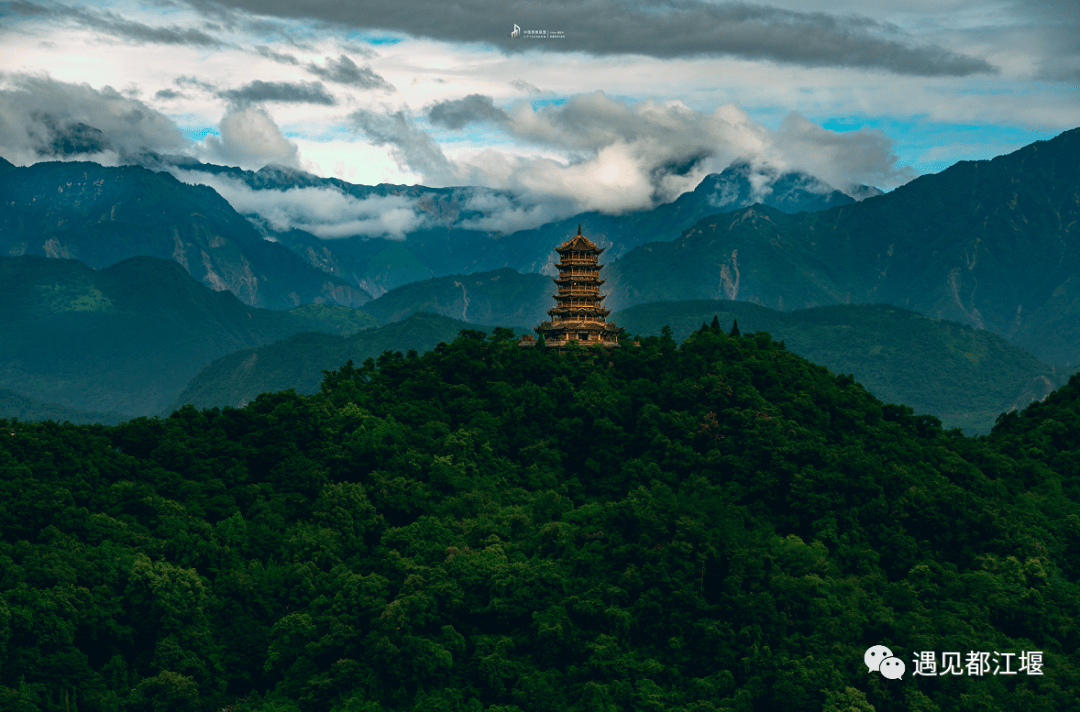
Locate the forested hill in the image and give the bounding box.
[1,327,1078,712]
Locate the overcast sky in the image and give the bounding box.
[1,0,1077,227]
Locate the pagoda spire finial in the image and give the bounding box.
[577,223,582,236]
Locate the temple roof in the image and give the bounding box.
[535,320,624,333]
[555,225,604,254]
[552,293,607,301]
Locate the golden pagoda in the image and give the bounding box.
[528,225,625,348]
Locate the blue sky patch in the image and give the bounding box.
[181,127,219,142]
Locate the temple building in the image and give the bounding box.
[523,225,625,349]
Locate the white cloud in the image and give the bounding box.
[419,95,915,213]
[169,169,428,239]
[454,188,577,234]
[198,105,301,170]
[0,72,187,165]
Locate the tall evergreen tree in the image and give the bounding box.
[660,324,676,349]
[730,318,741,337]
[711,315,721,332]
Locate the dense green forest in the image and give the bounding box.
[166,313,525,414]
[615,301,1067,434]
[1,325,1078,712]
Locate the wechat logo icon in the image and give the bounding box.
[865,645,905,680]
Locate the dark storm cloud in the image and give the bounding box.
[175,75,220,94]
[8,1,223,46]
[349,92,915,216]
[255,45,300,64]
[155,88,184,99]
[510,80,543,95]
[427,94,509,130]
[28,113,112,156]
[1029,24,1080,83]
[219,80,336,105]
[0,74,188,163]
[337,41,377,59]
[305,55,394,90]
[350,103,525,185]
[180,0,996,77]
[349,109,455,181]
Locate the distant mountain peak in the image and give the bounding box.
[693,158,883,212]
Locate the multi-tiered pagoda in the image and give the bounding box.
[528,225,625,348]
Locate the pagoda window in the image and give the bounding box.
[579,332,589,341]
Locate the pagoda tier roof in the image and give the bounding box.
[555,226,604,254]
[552,293,607,302]
[554,275,605,282]
[547,307,612,318]
[536,320,624,333]
[555,264,604,272]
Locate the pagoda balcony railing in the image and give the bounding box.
[549,307,611,315]
[558,258,601,265]
[551,316,608,323]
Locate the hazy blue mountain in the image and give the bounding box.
[605,127,1080,367]
[168,312,525,412]
[3,153,879,308]
[0,161,371,309]
[0,386,129,426]
[441,160,879,275]
[612,300,1067,434]
[0,255,375,416]
[160,153,877,296]
[170,295,1064,435]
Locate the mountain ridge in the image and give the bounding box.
[605,126,1080,366]
[0,254,377,416]
[0,161,372,309]
[158,152,881,296]
[166,311,525,413]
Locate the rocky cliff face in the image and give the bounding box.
[605,127,1080,367]
[0,161,371,309]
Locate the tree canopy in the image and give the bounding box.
[0,327,1077,712]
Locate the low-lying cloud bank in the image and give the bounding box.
[0,74,303,171]
[170,169,428,239]
[0,73,915,240]
[0,73,188,165]
[414,92,915,212]
[167,168,582,240]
